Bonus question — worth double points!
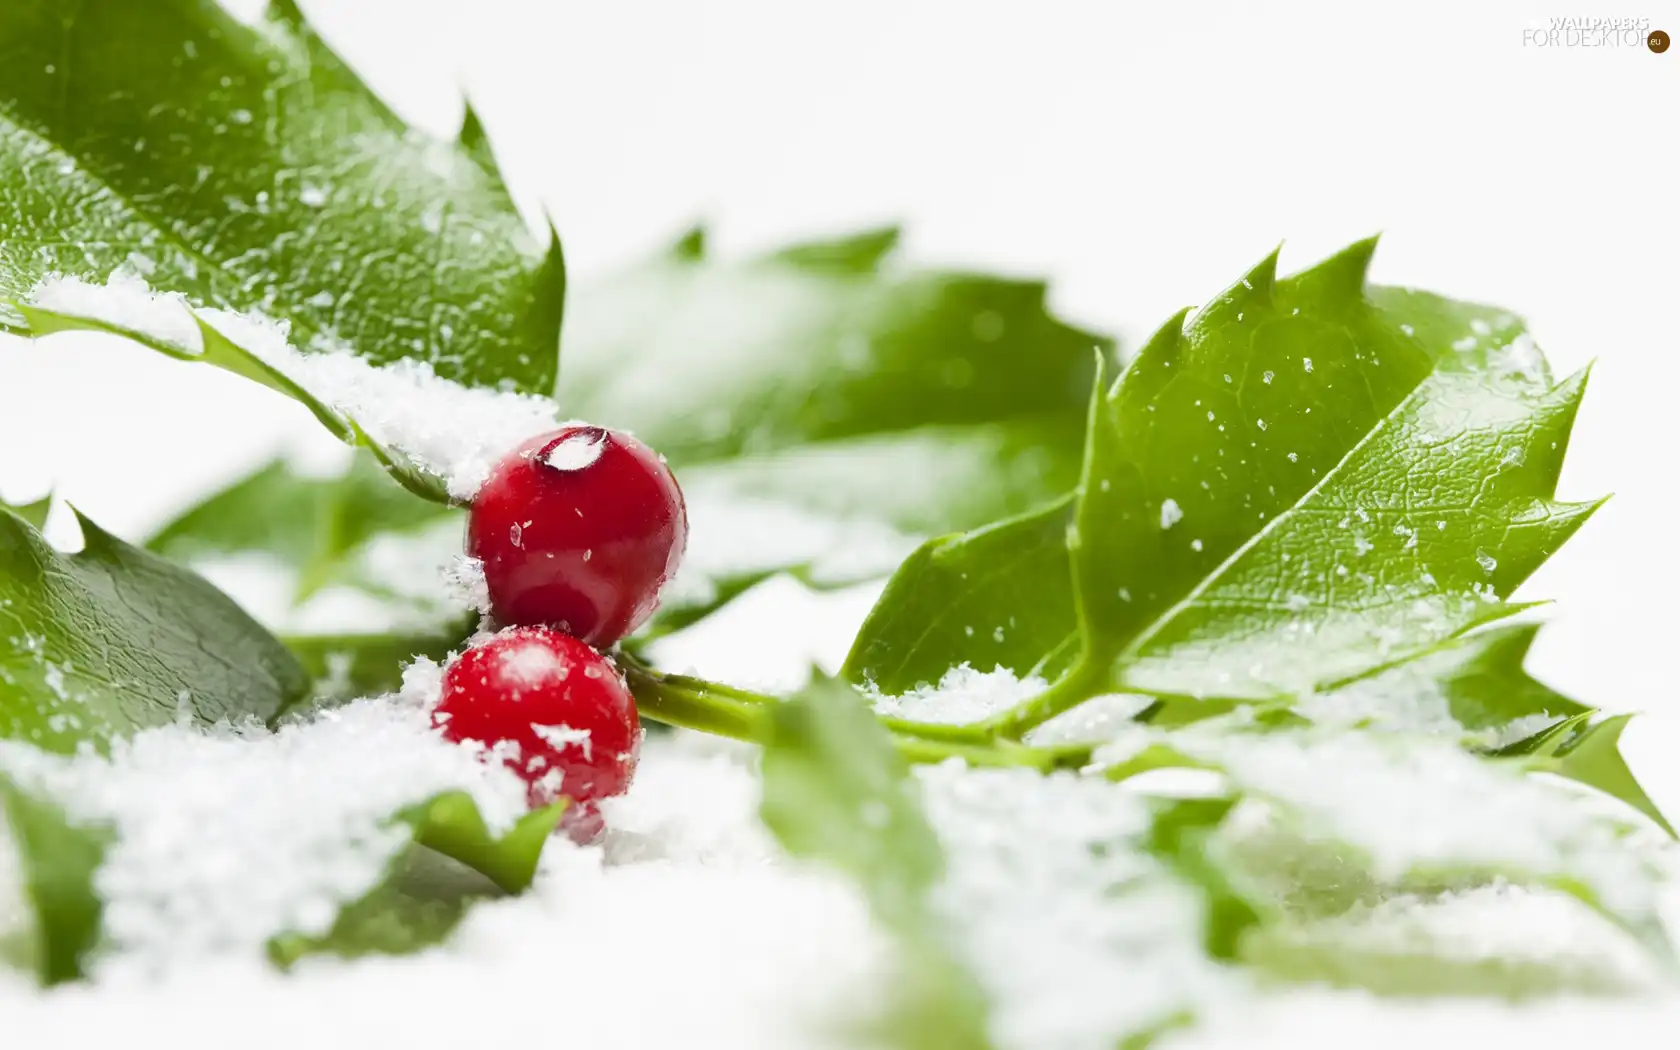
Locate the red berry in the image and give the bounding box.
[434,627,640,835]
[469,425,687,646]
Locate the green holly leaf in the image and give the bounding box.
[849,240,1592,708]
[0,0,564,393]
[2,494,52,531]
[0,506,308,751]
[268,790,563,965]
[760,676,991,1048]
[0,773,109,985]
[1535,715,1674,837]
[560,226,1107,560]
[843,498,1078,695]
[399,790,563,895]
[1072,244,1591,701]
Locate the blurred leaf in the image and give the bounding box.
[283,625,471,701]
[269,790,563,965]
[761,676,991,1048]
[561,225,1108,539]
[0,773,109,985]
[1143,797,1264,960]
[1105,726,1673,963]
[148,452,459,602]
[0,0,564,392]
[0,506,308,751]
[400,790,563,894]
[1541,715,1674,836]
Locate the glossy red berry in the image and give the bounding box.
[469,425,687,646]
[433,627,640,835]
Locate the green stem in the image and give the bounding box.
[617,655,1093,772]
[972,660,1108,739]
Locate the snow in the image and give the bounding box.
[0,663,528,980]
[921,763,1238,1050]
[1161,498,1184,529]
[31,273,200,353]
[0,734,889,1050]
[30,274,569,501]
[869,664,1046,725]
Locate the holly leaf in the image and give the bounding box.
[849,240,1592,707]
[760,676,991,1048]
[399,790,563,895]
[268,790,563,965]
[0,506,308,751]
[843,498,1078,695]
[1539,715,1673,836]
[2,494,52,531]
[0,773,109,985]
[0,0,564,393]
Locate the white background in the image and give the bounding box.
[1,1,1677,822]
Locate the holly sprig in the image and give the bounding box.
[0,0,1670,1035]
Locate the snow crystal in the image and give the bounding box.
[442,554,493,619]
[0,678,527,978]
[920,764,1237,1050]
[869,665,1046,725]
[1161,498,1184,529]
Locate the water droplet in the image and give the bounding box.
[544,429,607,471]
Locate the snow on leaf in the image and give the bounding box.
[0,0,564,393]
[18,280,568,503]
[0,505,308,751]
[1100,724,1673,965]
[0,675,533,978]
